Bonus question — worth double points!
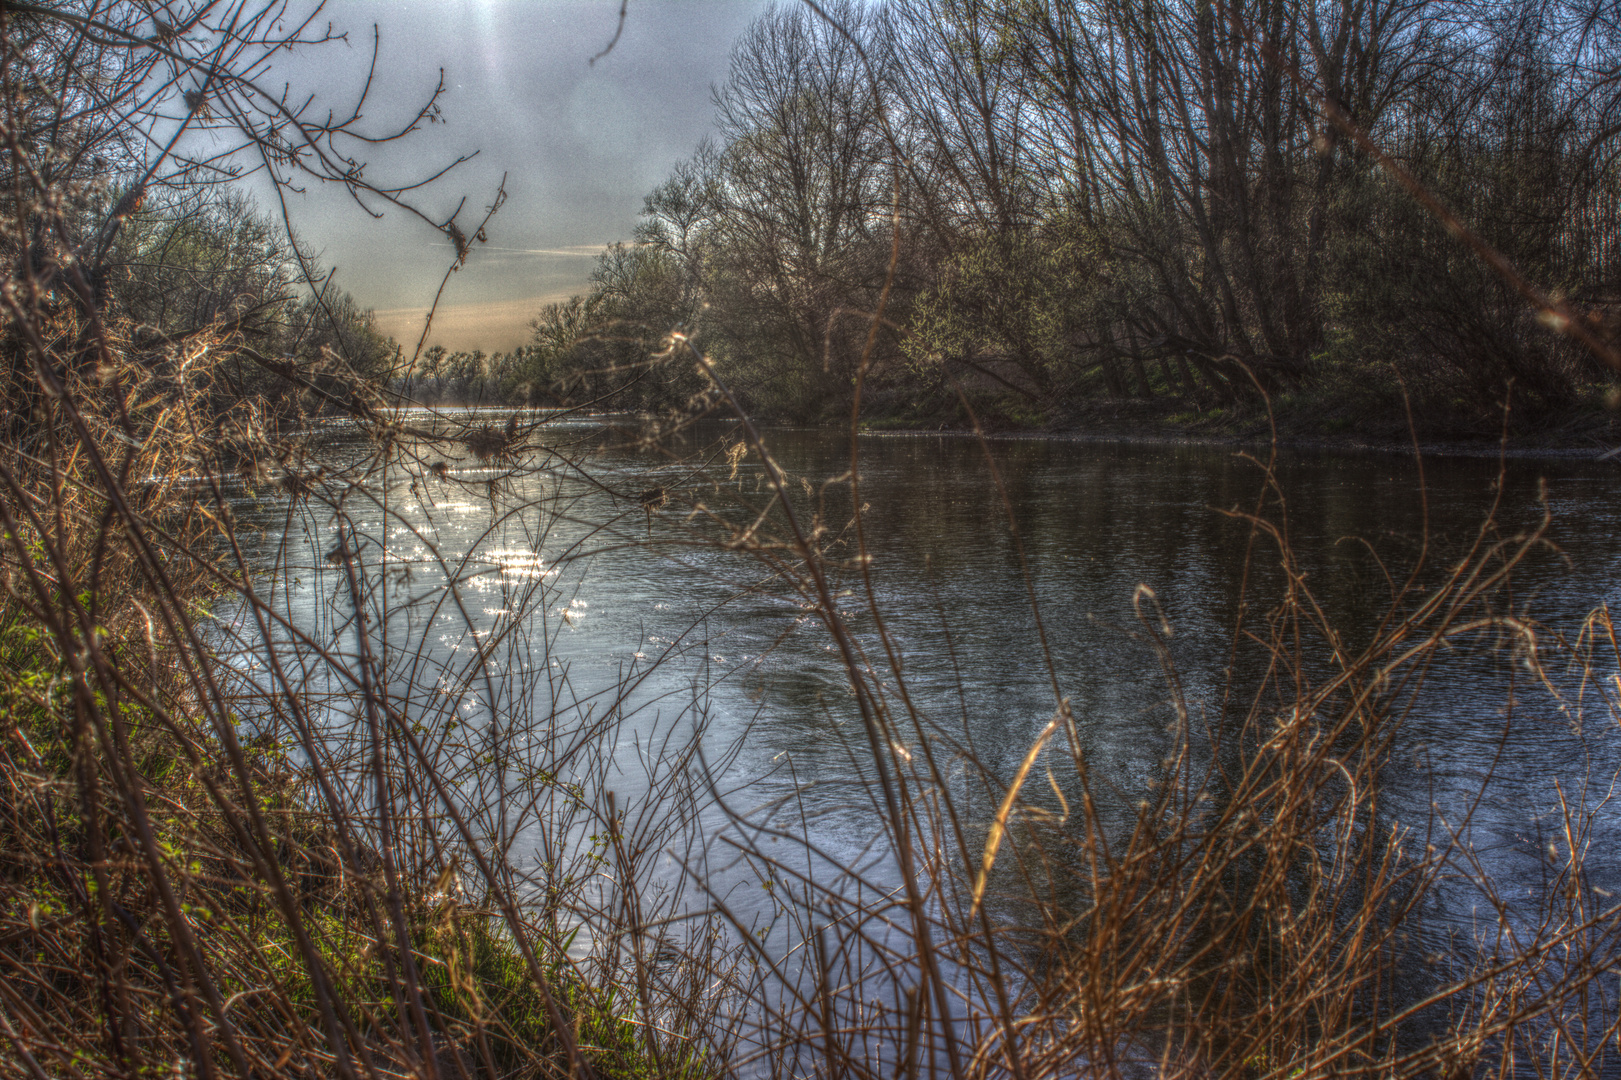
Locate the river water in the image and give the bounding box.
[222,412,1621,1029]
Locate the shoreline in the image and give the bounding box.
[851,423,1621,461]
[839,403,1621,462]
[381,401,1621,462]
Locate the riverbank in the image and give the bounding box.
[854,392,1621,461]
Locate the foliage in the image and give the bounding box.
[549,0,1621,434]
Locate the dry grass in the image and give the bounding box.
[644,365,1621,1078]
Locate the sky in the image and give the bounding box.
[253,0,769,353]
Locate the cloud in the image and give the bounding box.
[263,0,769,313]
[373,291,579,354]
[426,243,603,257]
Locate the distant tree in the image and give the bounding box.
[0,0,497,426]
[559,0,1621,430]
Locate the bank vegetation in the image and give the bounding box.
[482,0,1621,444]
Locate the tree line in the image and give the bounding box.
[501,0,1621,435]
[0,0,439,448]
[108,188,395,411]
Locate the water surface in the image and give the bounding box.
[225,416,1621,971]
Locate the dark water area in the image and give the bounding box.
[224,414,1621,984]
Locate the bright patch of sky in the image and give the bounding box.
[255,0,767,353]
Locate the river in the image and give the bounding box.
[219,411,1621,1053]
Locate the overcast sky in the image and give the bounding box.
[256,0,769,352]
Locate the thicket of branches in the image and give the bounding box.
[5,3,1621,1080]
[0,4,610,1078]
[523,0,1621,433]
